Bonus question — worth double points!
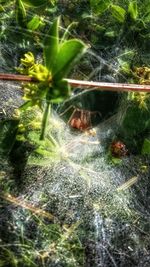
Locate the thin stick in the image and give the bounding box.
[0,73,150,92]
[0,73,36,82]
[0,193,55,221]
[66,78,150,92]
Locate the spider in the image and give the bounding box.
[110,140,128,158]
[60,105,101,134]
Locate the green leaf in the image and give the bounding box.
[27,15,42,30]
[120,105,150,137]
[19,100,32,111]
[43,17,60,71]
[0,120,19,156]
[128,1,138,21]
[50,79,70,103]
[110,4,126,23]
[15,0,26,28]
[53,79,70,95]
[61,21,78,43]
[0,0,12,6]
[144,12,150,23]
[22,0,48,7]
[105,30,116,38]
[0,4,5,11]
[90,0,110,15]
[52,39,87,81]
[141,139,150,155]
[111,157,122,165]
[118,59,131,74]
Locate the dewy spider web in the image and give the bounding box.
[0,4,150,267]
[1,111,150,267]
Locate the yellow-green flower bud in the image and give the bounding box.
[29,64,51,82]
[21,52,35,67]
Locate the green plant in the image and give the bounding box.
[142,138,150,154]
[17,17,87,140]
[90,0,110,15]
[1,0,54,29]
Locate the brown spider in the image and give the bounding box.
[60,105,101,134]
[110,140,128,158]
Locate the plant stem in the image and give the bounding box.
[39,100,58,146]
[40,101,50,140]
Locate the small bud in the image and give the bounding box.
[21,52,35,67]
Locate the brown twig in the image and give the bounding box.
[0,193,55,221]
[67,78,150,92]
[0,73,37,82]
[0,73,150,92]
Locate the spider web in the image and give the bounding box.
[0,4,150,267]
